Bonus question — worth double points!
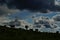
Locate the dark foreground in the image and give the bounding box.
[0,25,60,40]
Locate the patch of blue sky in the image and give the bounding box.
[7,11,58,24]
[36,12,57,18]
[26,12,57,23]
[8,11,33,19]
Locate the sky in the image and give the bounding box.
[7,11,57,22]
[0,0,60,15]
[0,0,60,33]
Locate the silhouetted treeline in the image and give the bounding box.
[0,25,60,40]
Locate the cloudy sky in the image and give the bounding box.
[0,0,60,33]
[0,0,60,17]
[0,0,60,23]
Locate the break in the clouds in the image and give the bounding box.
[0,0,60,13]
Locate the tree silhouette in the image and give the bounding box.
[4,25,7,27]
[56,31,59,34]
[10,25,15,28]
[35,29,38,32]
[29,29,33,31]
[25,25,29,30]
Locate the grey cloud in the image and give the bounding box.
[53,14,60,21]
[0,4,20,16]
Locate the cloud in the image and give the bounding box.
[0,0,60,13]
[32,16,60,33]
[0,4,20,16]
[53,14,60,21]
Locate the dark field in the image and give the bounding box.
[0,25,60,40]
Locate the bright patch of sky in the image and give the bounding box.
[7,11,59,23]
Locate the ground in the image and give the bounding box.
[0,25,60,40]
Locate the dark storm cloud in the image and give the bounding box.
[0,0,60,13]
[5,0,51,11]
